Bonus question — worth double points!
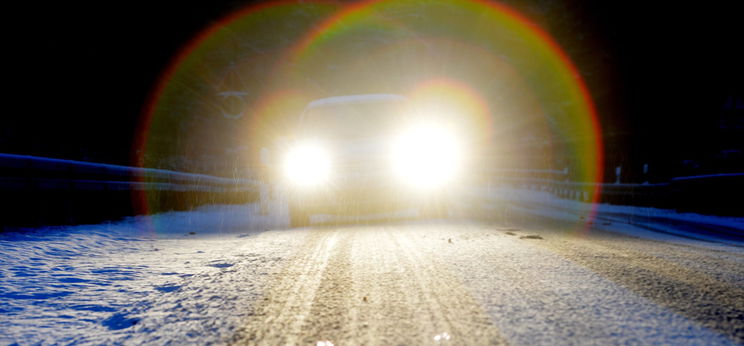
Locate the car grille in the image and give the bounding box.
[334,154,391,189]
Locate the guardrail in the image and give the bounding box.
[0,153,258,189]
[1,153,260,228]
[3,152,741,228]
[491,172,743,216]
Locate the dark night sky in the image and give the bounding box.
[5,1,742,176]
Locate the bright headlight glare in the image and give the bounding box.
[391,124,461,189]
[282,142,331,187]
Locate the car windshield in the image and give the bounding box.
[300,100,405,139]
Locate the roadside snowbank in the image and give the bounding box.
[0,202,295,344]
[469,186,744,248]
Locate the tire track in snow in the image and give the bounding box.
[232,226,505,345]
[232,229,339,344]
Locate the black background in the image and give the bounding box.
[5,0,742,180]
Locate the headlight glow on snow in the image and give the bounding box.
[282,142,331,187]
[390,124,462,189]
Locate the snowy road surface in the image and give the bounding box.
[1,198,743,344]
[231,222,743,345]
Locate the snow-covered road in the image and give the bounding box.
[231,221,743,344]
[1,195,743,344]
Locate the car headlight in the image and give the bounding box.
[391,124,462,189]
[282,142,331,187]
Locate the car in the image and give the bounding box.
[270,94,467,227]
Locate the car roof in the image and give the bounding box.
[306,94,406,108]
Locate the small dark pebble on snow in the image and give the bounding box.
[363,296,368,302]
[520,235,543,240]
[448,238,453,244]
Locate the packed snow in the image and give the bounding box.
[0,202,294,344]
[1,186,742,344]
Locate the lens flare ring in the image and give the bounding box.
[141,0,604,235]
